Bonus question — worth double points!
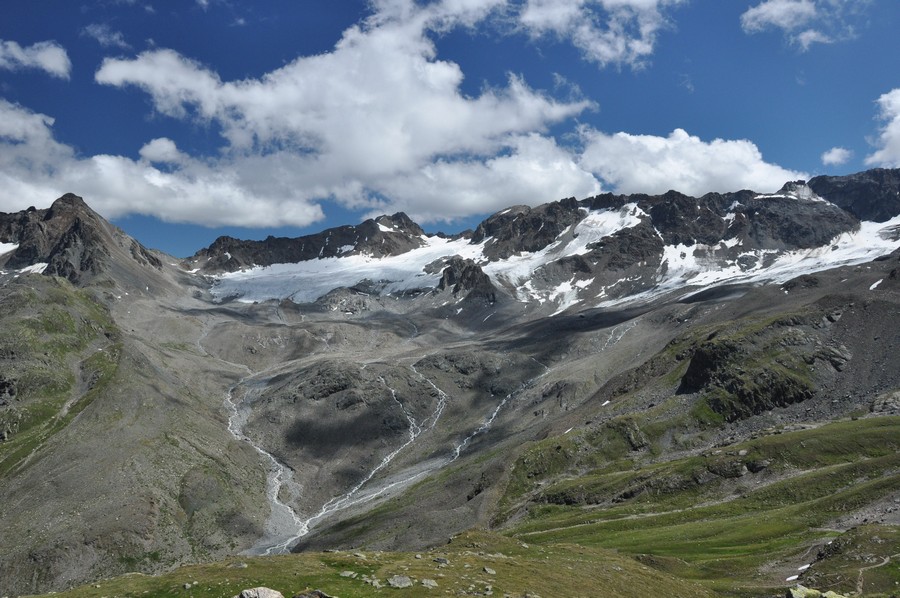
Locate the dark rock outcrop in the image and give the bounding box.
[733,189,859,250]
[438,257,497,303]
[648,190,730,246]
[192,212,426,273]
[809,168,900,222]
[0,194,162,286]
[471,197,583,259]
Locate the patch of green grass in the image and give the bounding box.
[504,417,900,595]
[689,397,726,428]
[0,279,121,479]
[33,530,716,598]
[0,342,121,479]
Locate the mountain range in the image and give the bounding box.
[1,168,899,597]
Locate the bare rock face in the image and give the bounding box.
[0,193,162,286]
[645,189,731,246]
[438,257,497,303]
[731,187,858,250]
[809,167,900,222]
[471,198,584,259]
[193,212,426,273]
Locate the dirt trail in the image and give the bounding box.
[856,552,899,595]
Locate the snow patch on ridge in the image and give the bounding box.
[483,203,645,303]
[756,184,826,203]
[17,263,48,275]
[0,242,18,256]
[211,204,645,305]
[601,215,900,307]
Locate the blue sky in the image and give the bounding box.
[1,0,899,257]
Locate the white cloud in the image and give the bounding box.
[0,1,602,231]
[138,137,184,163]
[794,28,831,50]
[90,1,597,224]
[82,23,131,49]
[821,146,851,166]
[0,98,324,228]
[579,127,807,195]
[865,88,900,168]
[372,134,601,222]
[740,0,868,51]
[740,0,817,32]
[0,0,818,235]
[0,39,71,79]
[517,0,686,68]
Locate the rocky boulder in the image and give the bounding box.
[388,575,413,588]
[233,588,284,598]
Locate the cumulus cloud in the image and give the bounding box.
[138,137,185,163]
[0,39,71,79]
[0,98,324,228]
[91,1,596,224]
[741,0,816,32]
[82,23,131,49]
[740,0,868,50]
[373,134,601,222]
[0,0,815,234]
[865,88,900,168]
[579,127,807,196]
[821,146,852,166]
[0,1,611,231]
[517,0,686,68]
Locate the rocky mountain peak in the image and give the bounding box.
[0,193,162,286]
[373,212,424,236]
[193,211,428,274]
[776,179,809,194]
[47,192,91,214]
[471,198,584,259]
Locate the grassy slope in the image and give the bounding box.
[500,416,900,596]
[28,530,715,598]
[0,277,121,479]
[28,418,897,598]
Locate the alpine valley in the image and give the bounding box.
[1,168,900,598]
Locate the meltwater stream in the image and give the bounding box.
[225,355,567,555]
[225,367,451,555]
[225,378,308,556]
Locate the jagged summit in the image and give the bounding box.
[0,193,163,288]
[204,168,900,315]
[191,211,427,273]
